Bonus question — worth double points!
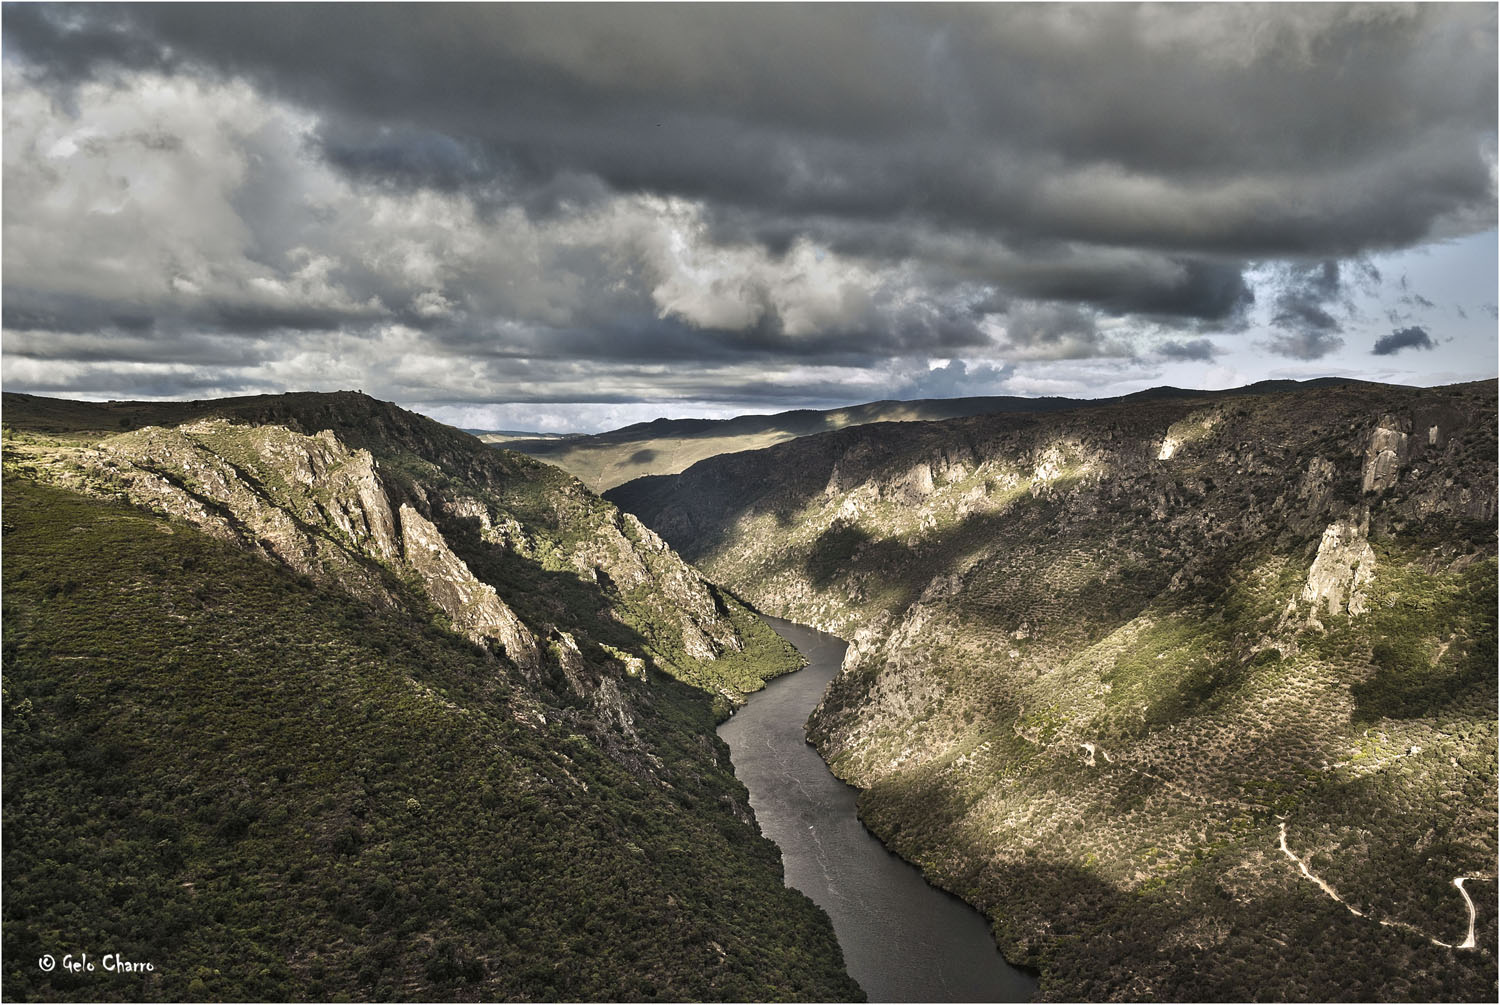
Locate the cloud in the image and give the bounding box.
[1154,338,1220,362]
[895,359,1016,399]
[1263,330,1347,361]
[1270,260,1346,332]
[9,5,1494,252]
[2,4,1495,414]
[1258,259,1354,359]
[1372,326,1436,355]
[992,303,1131,361]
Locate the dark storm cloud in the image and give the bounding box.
[1155,339,1219,362]
[1259,259,1355,360]
[2,287,380,340]
[1271,260,1345,332]
[1011,257,1254,324]
[1372,326,1436,356]
[315,123,496,194]
[1263,330,1347,361]
[8,3,1494,257]
[3,3,1496,407]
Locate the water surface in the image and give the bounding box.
[718,616,1037,1003]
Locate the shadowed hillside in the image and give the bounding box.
[610,379,1499,1001]
[2,391,862,1002]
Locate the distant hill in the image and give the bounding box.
[495,380,1367,491]
[2,390,861,1001]
[610,378,1498,1001]
[470,429,578,442]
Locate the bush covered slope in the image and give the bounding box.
[2,392,861,1002]
[611,380,1499,1001]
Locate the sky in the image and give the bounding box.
[3,3,1496,433]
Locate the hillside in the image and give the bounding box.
[610,379,1499,1001]
[1,391,862,1001]
[488,380,1366,492]
[486,395,1087,491]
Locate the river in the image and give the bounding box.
[717,615,1038,1003]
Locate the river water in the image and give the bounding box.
[718,616,1038,1003]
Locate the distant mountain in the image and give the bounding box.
[609,379,1499,1001]
[2,390,861,1001]
[496,380,1367,491]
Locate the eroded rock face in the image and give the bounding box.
[104,421,396,602]
[1297,456,1339,513]
[581,510,745,660]
[1302,514,1377,617]
[548,629,590,693]
[1362,415,1411,494]
[398,503,540,667]
[314,444,402,563]
[46,420,547,668]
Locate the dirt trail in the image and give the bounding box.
[1016,724,1485,953]
[1277,821,1481,951]
[1453,876,1477,950]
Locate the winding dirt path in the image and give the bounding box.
[1277,821,1481,951]
[1452,876,1477,950]
[1015,724,1486,953]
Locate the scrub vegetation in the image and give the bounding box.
[612,379,1499,1002]
[1,392,859,1002]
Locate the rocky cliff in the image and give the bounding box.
[4,392,792,711]
[611,379,1498,1001]
[2,391,858,1001]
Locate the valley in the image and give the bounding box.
[3,379,1494,1002]
[611,379,1499,1001]
[7,6,1495,1003]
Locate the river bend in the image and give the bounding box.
[718,616,1037,1003]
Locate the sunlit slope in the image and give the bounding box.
[2,391,800,710]
[489,394,1093,490]
[2,392,861,1002]
[490,380,1366,492]
[611,379,1498,1001]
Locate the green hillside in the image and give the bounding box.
[1,393,861,1002]
[610,379,1499,1001]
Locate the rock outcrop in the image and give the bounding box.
[1301,512,1377,617]
[103,421,399,603]
[398,503,540,667]
[1362,414,1411,493]
[14,418,548,666]
[3,392,793,711]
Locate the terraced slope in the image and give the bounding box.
[611,379,1499,1001]
[2,392,861,1001]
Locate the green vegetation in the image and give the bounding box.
[2,391,863,1002]
[2,476,859,1002]
[614,379,1499,1001]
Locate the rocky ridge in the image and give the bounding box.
[3,394,782,712]
[2,391,859,1001]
